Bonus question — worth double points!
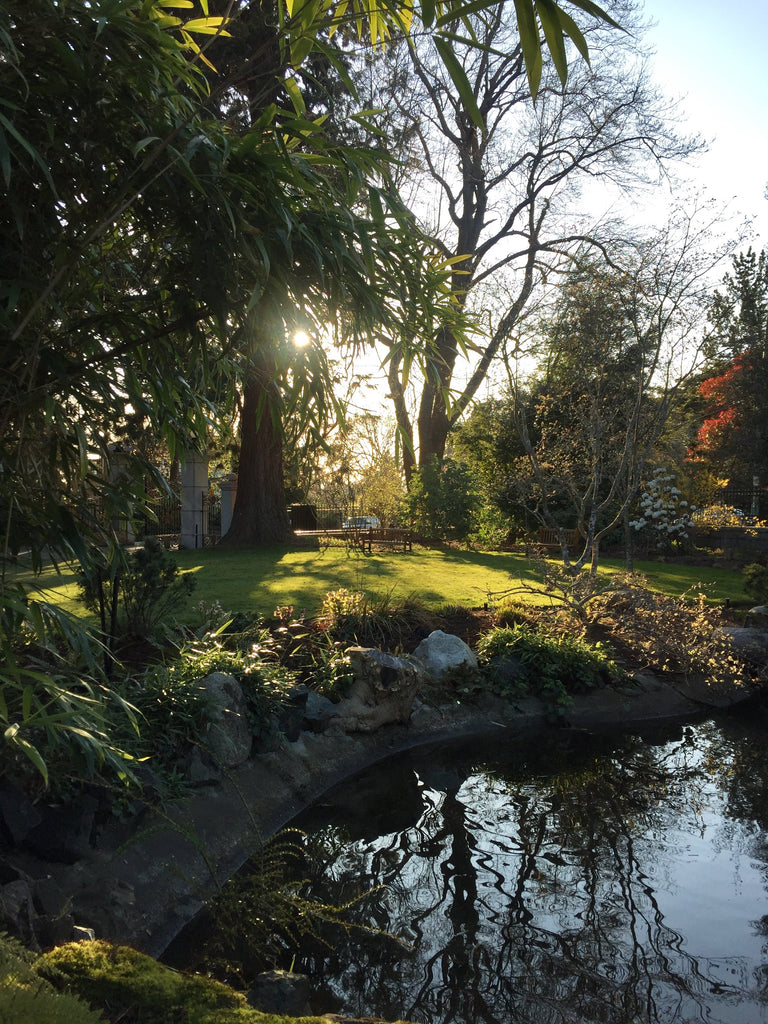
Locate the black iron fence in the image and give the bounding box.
[287,504,374,531]
[716,486,768,519]
[82,494,221,547]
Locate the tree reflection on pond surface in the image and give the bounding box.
[290,712,768,1024]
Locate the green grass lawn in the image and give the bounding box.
[18,542,748,623]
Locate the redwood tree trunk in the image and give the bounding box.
[220,374,290,546]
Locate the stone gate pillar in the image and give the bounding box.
[219,474,237,540]
[180,450,209,549]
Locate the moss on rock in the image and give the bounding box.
[0,932,104,1024]
[36,939,414,1024]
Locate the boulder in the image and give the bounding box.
[332,648,423,733]
[198,672,253,768]
[719,626,768,669]
[302,691,339,734]
[247,969,312,1016]
[23,795,98,863]
[279,683,310,740]
[184,746,222,786]
[412,630,478,680]
[745,606,768,629]
[0,779,42,846]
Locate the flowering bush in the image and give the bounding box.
[692,505,766,530]
[630,468,695,552]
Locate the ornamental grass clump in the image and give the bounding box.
[319,587,435,649]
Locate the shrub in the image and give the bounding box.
[78,537,195,643]
[692,505,766,529]
[629,468,695,553]
[399,457,478,541]
[589,578,755,691]
[477,622,624,711]
[743,563,768,605]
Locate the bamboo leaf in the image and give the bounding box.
[513,0,542,97]
[182,16,231,35]
[536,0,568,85]
[283,76,306,116]
[4,726,48,786]
[434,36,484,132]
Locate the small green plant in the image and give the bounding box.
[0,932,105,1024]
[477,622,624,712]
[743,563,768,605]
[201,830,401,987]
[193,597,231,634]
[79,537,195,643]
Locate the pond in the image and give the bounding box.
[172,707,768,1024]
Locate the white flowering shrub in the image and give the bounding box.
[630,468,695,552]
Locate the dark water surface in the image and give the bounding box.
[283,712,768,1024]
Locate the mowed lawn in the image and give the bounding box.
[21,542,750,622]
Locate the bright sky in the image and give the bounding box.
[640,0,768,244]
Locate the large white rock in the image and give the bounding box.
[412,629,478,679]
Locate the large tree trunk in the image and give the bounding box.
[220,374,290,546]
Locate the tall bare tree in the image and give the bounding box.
[376,1,699,484]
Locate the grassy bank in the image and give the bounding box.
[19,543,749,622]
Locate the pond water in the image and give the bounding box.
[282,711,768,1024]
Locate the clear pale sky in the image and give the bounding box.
[639,0,768,245]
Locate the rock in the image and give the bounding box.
[184,746,222,786]
[412,630,478,680]
[719,626,768,669]
[23,795,98,863]
[73,880,135,941]
[279,683,310,740]
[0,878,36,946]
[0,779,42,846]
[33,875,70,917]
[745,606,768,629]
[332,648,423,732]
[302,691,339,734]
[198,672,253,768]
[247,969,312,1016]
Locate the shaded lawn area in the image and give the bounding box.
[18,543,748,622]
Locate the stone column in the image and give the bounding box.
[179,450,209,549]
[219,474,238,540]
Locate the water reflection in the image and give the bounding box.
[292,714,768,1023]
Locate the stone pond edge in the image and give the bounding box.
[42,670,721,958]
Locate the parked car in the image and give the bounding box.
[342,515,381,530]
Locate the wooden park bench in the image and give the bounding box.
[293,526,413,553]
[525,527,580,550]
[355,527,413,553]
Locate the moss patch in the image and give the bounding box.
[0,932,104,1024]
[37,940,412,1024]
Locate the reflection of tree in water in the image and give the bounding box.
[294,725,765,1023]
[699,705,768,1002]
